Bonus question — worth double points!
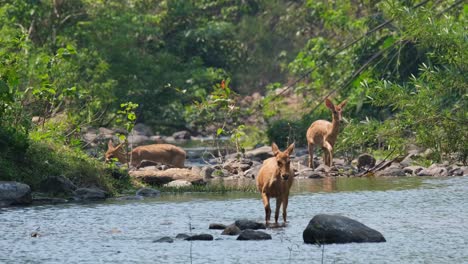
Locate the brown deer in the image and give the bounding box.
[105,140,186,168]
[306,98,347,169]
[256,142,295,226]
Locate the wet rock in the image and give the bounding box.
[209,223,227,230]
[38,176,76,196]
[164,180,192,188]
[73,187,107,201]
[114,195,144,201]
[153,237,174,243]
[403,166,424,176]
[235,219,266,230]
[375,167,406,177]
[417,165,448,176]
[0,181,32,207]
[136,187,161,197]
[130,168,202,185]
[137,160,161,169]
[32,197,68,205]
[221,224,241,236]
[244,146,273,161]
[237,229,272,241]
[357,154,376,171]
[176,233,190,239]
[173,130,191,140]
[185,234,214,241]
[303,214,386,244]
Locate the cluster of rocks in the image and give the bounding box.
[154,219,271,243]
[0,177,163,207]
[127,147,467,187]
[153,215,386,245]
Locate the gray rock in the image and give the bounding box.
[173,130,191,140]
[244,146,273,161]
[185,234,214,241]
[315,164,331,173]
[448,166,467,176]
[399,154,416,167]
[0,181,32,207]
[136,187,161,197]
[417,166,448,176]
[234,219,266,230]
[127,134,149,145]
[209,223,227,230]
[375,167,407,176]
[221,224,241,236]
[243,164,262,179]
[303,214,386,244]
[175,233,190,239]
[297,168,325,178]
[32,197,68,205]
[223,158,253,174]
[237,229,272,240]
[164,180,191,188]
[73,188,107,201]
[153,237,174,243]
[403,166,424,176]
[357,154,376,171]
[38,176,76,195]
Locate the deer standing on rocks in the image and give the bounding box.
[105,140,186,168]
[306,98,347,169]
[256,143,295,226]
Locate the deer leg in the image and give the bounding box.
[282,196,289,223]
[275,198,282,224]
[308,143,315,169]
[323,141,333,167]
[261,193,271,225]
[322,146,329,166]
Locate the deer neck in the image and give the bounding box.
[327,115,341,144]
[115,149,129,164]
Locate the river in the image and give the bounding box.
[1,176,467,263]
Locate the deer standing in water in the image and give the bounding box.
[306,98,347,169]
[105,140,186,168]
[256,143,295,226]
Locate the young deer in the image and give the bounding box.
[105,140,186,168]
[256,142,295,226]
[306,98,347,169]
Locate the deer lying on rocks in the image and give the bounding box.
[105,140,186,168]
[306,98,347,169]
[256,142,295,226]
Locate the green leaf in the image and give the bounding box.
[216,128,224,136]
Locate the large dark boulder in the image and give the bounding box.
[209,223,227,230]
[357,154,376,171]
[303,214,386,244]
[38,176,76,195]
[235,219,266,230]
[136,187,160,197]
[237,229,272,240]
[0,181,32,207]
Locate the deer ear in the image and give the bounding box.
[272,143,280,156]
[339,99,348,109]
[325,98,335,111]
[286,143,295,155]
[107,140,114,149]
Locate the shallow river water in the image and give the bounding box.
[1,176,467,264]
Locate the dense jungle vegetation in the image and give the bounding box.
[0,0,466,191]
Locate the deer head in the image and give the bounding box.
[325,98,348,122]
[105,140,126,163]
[272,142,295,181]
